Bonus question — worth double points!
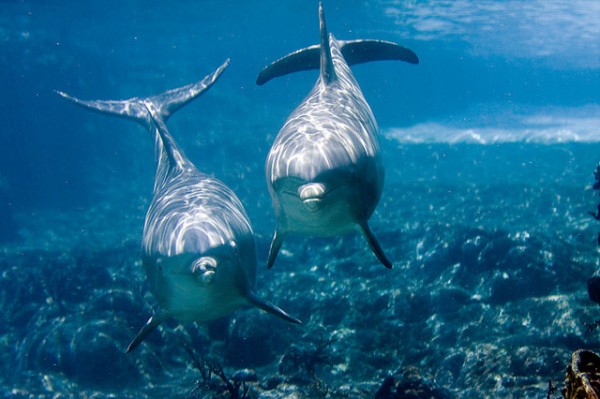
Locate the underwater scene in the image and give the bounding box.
[1,0,600,398]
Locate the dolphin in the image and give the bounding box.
[57,59,300,353]
[257,3,419,269]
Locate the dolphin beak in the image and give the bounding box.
[299,182,326,212]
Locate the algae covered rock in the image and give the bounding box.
[564,349,600,399]
[375,366,452,399]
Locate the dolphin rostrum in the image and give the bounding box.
[257,3,419,269]
[57,59,300,353]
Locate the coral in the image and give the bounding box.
[183,341,251,399]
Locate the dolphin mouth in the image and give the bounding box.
[298,182,326,212]
[301,197,322,212]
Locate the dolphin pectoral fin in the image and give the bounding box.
[359,222,393,269]
[126,314,163,353]
[247,292,302,325]
[340,39,419,66]
[266,228,286,270]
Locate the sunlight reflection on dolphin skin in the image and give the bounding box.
[268,35,380,186]
[142,174,252,258]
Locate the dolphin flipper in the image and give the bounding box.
[126,314,163,353]
[359,222,393,269]
[247,292,301,325]
[257,40,419,85]
[266,227,286,270]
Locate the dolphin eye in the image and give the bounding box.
[192,257,218,284]
[228,240,240,256]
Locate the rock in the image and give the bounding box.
[374,375,395,399]
[588,278,600,306]
[563,349,600,399]
[232,368,258,382]
[374,367,452,399]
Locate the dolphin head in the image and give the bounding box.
[142,240,253,324]
[128,239,299,353]
[191,240,254,291]
[172,241,300,325]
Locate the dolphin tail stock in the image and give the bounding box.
[359,222,393,269]
[266,227,286,270]
[56,58,230,126]
[126,313,163,353]
[318,1,335,84]
[246,291,302,325]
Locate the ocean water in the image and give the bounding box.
[1,0,599,398]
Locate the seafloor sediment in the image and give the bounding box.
[2,143,600,399]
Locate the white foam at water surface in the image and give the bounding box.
[384,105,600,144]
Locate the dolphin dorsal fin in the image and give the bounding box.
[318,2,336,84]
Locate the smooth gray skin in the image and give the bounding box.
[57,59,300,353]
[258,2,419,270]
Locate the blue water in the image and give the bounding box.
[1,1,599,398]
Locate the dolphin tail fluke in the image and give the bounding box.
[247,292,302,325]
[359,222,393,269]
[126,314,162,353]
[56,58,230,125]
[55,90,149,124]
[256,39,419,86]
[340,40,419,66]
[257,0,419,88]
[266,227,286,269]
[149,58,229,121]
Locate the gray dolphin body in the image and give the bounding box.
[58,60,300,353]
[258,3,419,269]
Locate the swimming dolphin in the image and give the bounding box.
[57,59,300,353]
[257,3,418,269]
